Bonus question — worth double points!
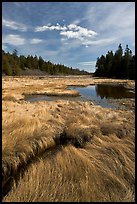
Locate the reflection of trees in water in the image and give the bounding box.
[95,84,134,99]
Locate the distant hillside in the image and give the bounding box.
[2,49,89,76]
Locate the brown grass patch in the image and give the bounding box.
[2,76,135,202]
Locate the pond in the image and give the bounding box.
[69,84,134,109]
[25,84,135,109]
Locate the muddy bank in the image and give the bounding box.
[2,76,135,202]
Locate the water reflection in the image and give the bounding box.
[70,84,135,100]
[95,84,135,99]
[69,84,134,109]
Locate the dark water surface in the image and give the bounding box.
[69,84,134,109]
[25,84,135,109]
[76,84,134,99]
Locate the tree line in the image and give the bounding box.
[94,44,135,80]
[2,49,89,76]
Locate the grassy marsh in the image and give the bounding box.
[2,76,135,202]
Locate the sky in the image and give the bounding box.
[2,2,135,73]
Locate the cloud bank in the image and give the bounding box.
[2,34,43,46]
[2,18,27,32]
[3,34,26,46]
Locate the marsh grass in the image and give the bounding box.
[2,76,135,202]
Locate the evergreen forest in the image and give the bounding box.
[94,44,135,80]
[2,49,89,76]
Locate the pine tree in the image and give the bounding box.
[94,44,135,80]
[2,53,12,75]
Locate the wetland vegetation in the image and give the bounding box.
[2,75,135,202]
[2,0,135,201]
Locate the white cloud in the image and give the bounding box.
[67,24,78,30]
[3,34,26,46]
[3,35,44,47]
[78,61,96,66]
[60,30,82,40]
[35,24,67,32]
[82,37,116,46]
[99,3,134,31]
[35,23,97,44]
[2,18,27,31]
[68,24,97,35]
[86,2,135,41]
[30,38,43,44]
[60,24,97,40]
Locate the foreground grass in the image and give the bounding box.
[2,76,135,202]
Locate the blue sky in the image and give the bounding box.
[2,2,135,73]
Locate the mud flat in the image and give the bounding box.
[2,76,135,202]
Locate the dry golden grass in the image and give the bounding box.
[2,76,135,202]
